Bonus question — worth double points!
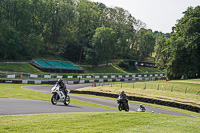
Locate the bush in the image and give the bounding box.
[118,60,129,69]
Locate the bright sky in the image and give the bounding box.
[90,0,200,33]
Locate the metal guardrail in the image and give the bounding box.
[0,73,165,79]
[0,77,166,84]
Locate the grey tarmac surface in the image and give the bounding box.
[0,98,114,116]
[21,85,195,117]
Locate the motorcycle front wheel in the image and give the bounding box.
[64,95,70,106]
[51,94,57,105]
[118,103,123,111]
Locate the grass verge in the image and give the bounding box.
[0,112,200,133]
[77,80,200,107]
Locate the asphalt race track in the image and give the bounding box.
[0,84,194,117]
[0,98,114,116]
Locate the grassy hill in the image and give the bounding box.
[0,63,163,74]
[0,63,41,73]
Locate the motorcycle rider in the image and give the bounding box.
[57,79,67,97]
[119,91,127,99]
[139,104,146,112]
[119,91,128,104]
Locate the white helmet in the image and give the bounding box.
[58,79,62,83]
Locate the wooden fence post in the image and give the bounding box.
[157,84,159,90]
[185,87,187,94]
[144,83,146,89]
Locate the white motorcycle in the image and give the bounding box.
[136,107,146,112]
[51,84,70,105]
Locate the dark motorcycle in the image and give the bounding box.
[117,96,129,112]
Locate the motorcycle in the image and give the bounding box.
[117,96,129,112]
[51,84,70,106]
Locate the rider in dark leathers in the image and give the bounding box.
[119,91,127,99]
[57,79,67,97]
[119,91,128,104]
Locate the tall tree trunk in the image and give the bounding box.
[78,40,85,66]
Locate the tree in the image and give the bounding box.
[85,26,116,66]
[0,20,22,59]
[135,28,155,61]
[155,34,169,69]
[76,0,101,65]
[0,0,146,64]
[157,6,200,79]
[106,7,137,59]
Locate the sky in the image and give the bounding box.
[90,0,200,33]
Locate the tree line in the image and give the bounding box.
[0,0,157,65]
[155,6,200,79]
[1,0,199,79]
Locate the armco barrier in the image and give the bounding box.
[0,80,22,84]
[66,77,165,84]
[0,77,165,85]
[70,90,200,113]
[0,73,165,79]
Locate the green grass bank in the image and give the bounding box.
[0,63,162,74]
[78,80,200,108]
[0,112,200,133]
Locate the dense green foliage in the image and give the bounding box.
[155,6,200,79]
[0,0,156,65]
[1,0,200,79]
[85,26,116,66]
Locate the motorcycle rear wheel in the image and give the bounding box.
[125,105,129,112]
[51,94,57,105]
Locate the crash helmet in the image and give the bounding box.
[121,91,124,94]
[58,78,63,83]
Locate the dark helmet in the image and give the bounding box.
[121,91,124,94]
